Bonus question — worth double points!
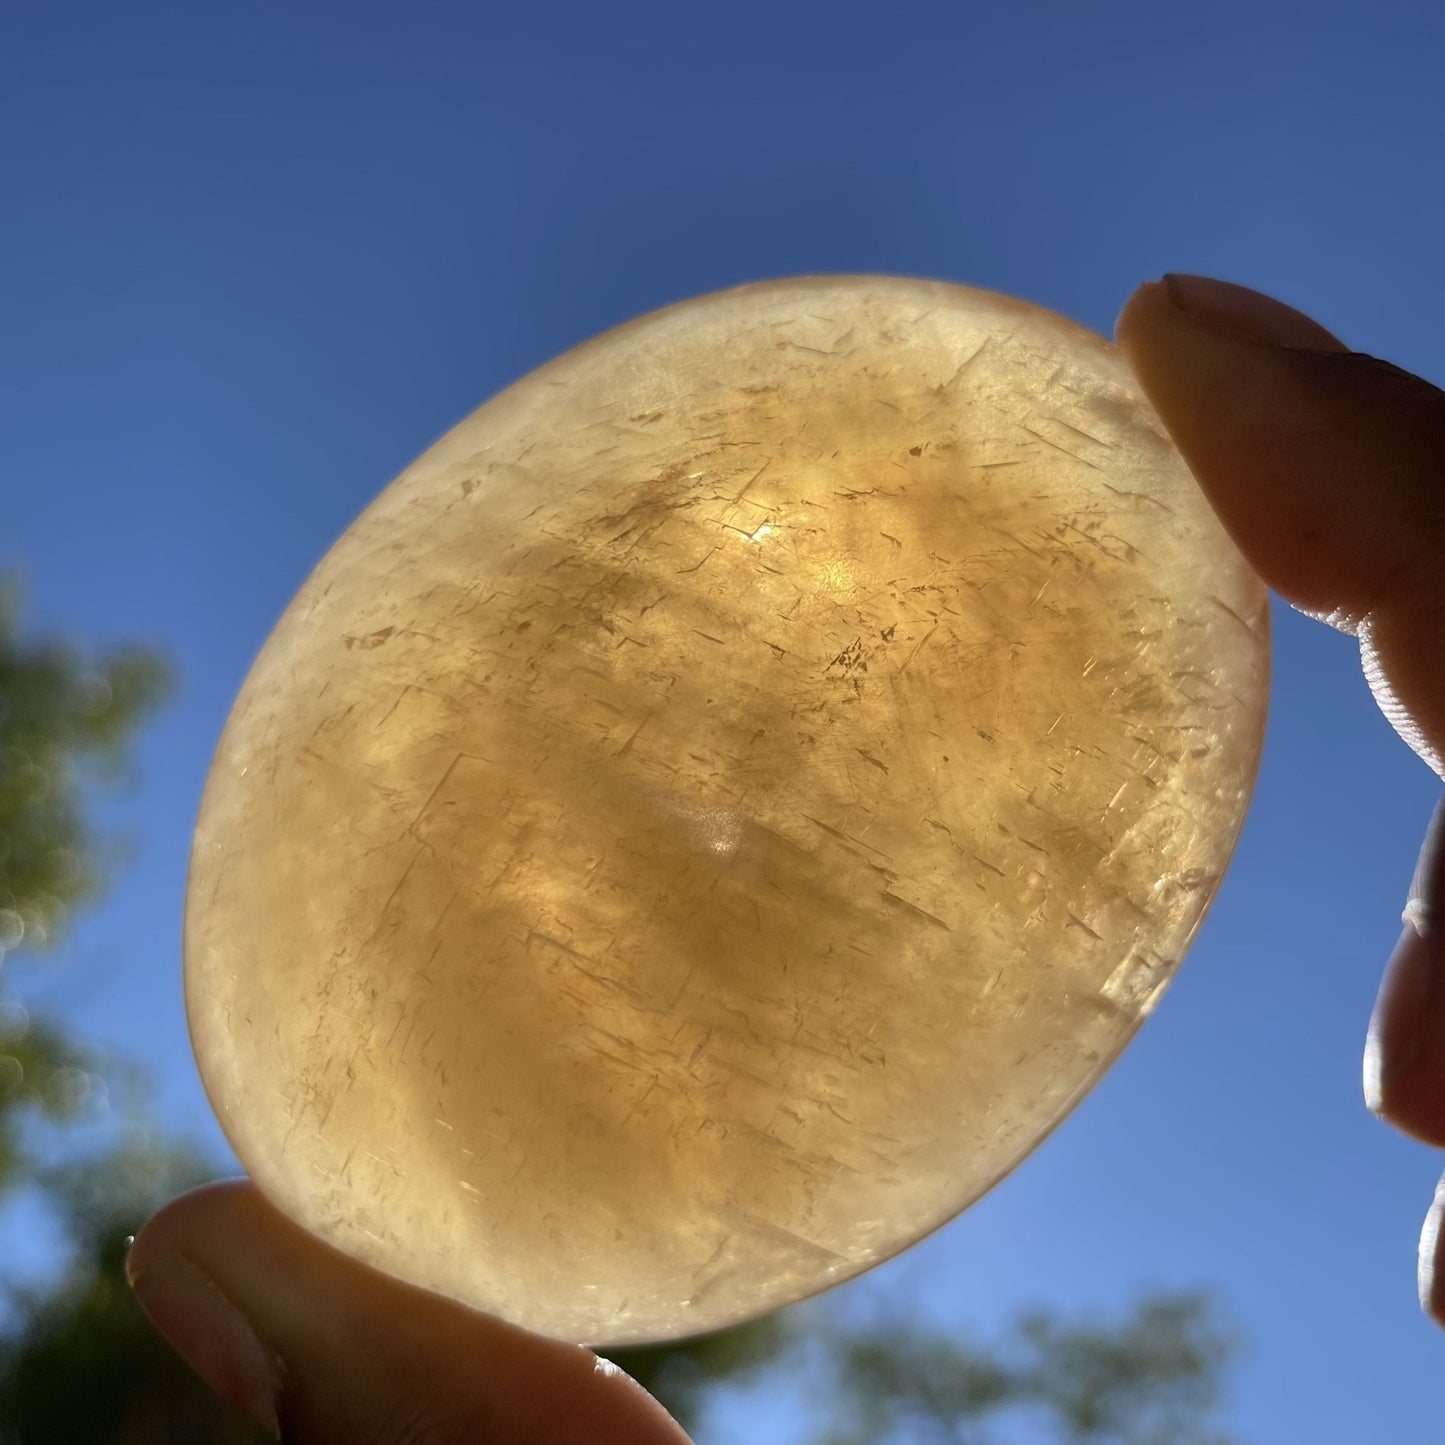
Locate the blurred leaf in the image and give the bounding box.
[0,1014,94,1195]
[0,577,171,956]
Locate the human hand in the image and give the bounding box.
[1116,273,1445,1315]
[129,275,1445,1440]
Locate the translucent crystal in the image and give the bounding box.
[185,277,1268,1344]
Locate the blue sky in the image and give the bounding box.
[3,0,1445,1438]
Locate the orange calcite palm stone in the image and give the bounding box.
[186,277,1268,1345]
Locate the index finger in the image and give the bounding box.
[1116,274,1445,775]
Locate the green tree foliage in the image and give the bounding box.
[0,578,170,953]
[612,1290,1238,1445]
[799,1293,1237,1445]
[0,580,170,1191]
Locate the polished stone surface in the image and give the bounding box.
[186,277,1268,1344]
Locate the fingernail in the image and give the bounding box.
[130,1255,281,1435]
[1365,798,1445,1113]
[1162,274,1346,354]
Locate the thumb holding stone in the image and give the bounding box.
[127,1180,692,1444]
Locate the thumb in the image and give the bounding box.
[1116,273,1445,775]
[126,1181,692,1445]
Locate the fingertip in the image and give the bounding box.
[125,1177,252,1287]
[1113,277,1170,352]
[1362,927,1445,1146]
[1115,274,1445,614]
[1116,274,1346,355]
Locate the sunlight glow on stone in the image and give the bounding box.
[185,276,1268,1345]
